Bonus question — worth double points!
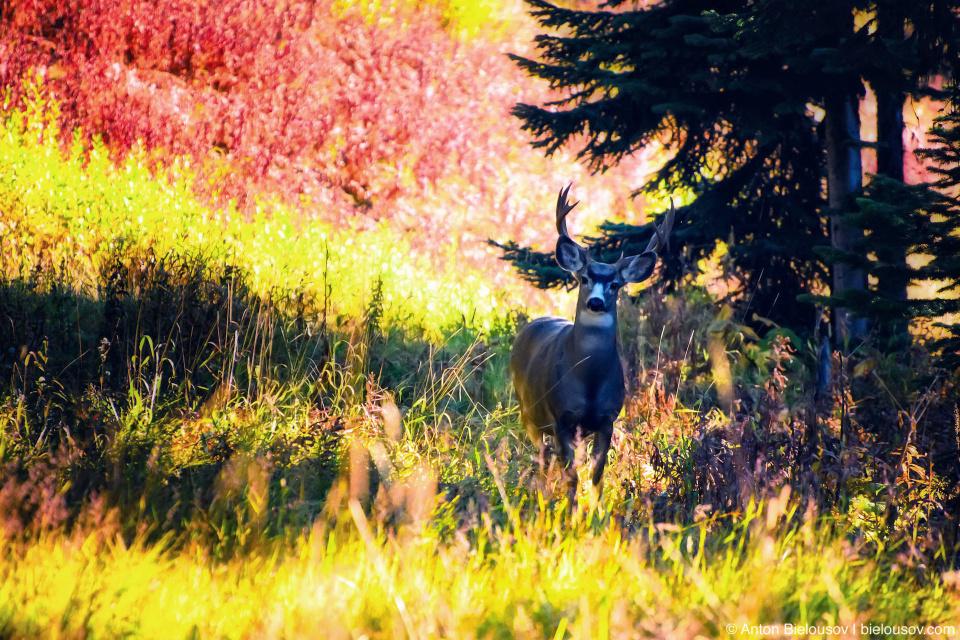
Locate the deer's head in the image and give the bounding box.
[554,185,675,324]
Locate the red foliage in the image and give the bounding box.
[1,0,661,283]
[2,1,516,213]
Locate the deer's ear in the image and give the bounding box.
[556,236,587,273]
[619,251,658,283]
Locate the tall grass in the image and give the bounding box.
[2,489,958,638]
[0,92,524,548]
[0,88,524,337]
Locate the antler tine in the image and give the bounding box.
[645,199,676,253]
[556,184,579,239]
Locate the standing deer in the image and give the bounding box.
[510,185,675,502]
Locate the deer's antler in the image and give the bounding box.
[645,199,676,254]
[556,184,579,240]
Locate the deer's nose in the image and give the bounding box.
[586,297,605,312]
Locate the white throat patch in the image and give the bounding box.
[578,310,615,328]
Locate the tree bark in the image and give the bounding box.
[824,90,867,339]
[875,1,909,313]
[876,90,905,184]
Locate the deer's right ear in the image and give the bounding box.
[556,236,587,273]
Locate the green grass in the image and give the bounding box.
[1,91,959,639]
[0,86,519,341]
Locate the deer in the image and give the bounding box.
[510,184,675,504]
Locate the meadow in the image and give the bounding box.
[1,1,960,638]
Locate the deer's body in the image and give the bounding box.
[511,185,674,501]
[512,316,625,433]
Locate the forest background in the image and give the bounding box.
[1,0,960,637]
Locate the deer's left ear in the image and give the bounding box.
[618,251,658,283]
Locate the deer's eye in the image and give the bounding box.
[609,282,621,291]
[580,275,590,285]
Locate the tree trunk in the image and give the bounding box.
[874,86,910,340]
[824,90,867,339]
[875,1,909,319]
[876,90,905,184]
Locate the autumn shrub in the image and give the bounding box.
[2,0,498,211]
[2,1,457,208]
[1,0,663,284]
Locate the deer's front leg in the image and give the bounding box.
[591,421,614,497]
[526,427,550,494]
[555,417,580,505]
[537,437,549,475]
[523,422,547,472]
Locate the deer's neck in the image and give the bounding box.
[570,310,619,361]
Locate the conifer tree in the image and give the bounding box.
[818,85,960,365]
[497,0,959,337]
[863,0,959,326]
[921,89,960,366]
